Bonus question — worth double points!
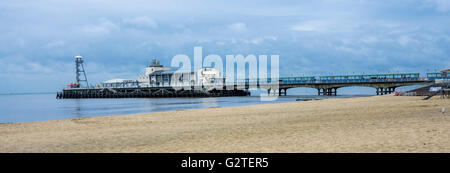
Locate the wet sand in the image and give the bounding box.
[0,95,449,153]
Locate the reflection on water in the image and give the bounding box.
[0,93,370,123]
[74,99,82,118]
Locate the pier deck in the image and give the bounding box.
[57,86,250,99]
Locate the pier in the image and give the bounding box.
[57,86,249,99]
[57,56,449,99]
[57,72,450,99]
[235,72,450,97]
[259,73,432,96]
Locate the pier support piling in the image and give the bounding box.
[317,88,338,96]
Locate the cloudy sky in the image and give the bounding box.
[1,0,449,93]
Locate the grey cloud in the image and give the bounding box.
[123,16,158,29]
[0,0,450,93]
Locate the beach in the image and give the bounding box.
[1,95,449,153]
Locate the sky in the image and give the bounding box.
[0,0,449,93]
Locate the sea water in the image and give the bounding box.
[0,91,373,123]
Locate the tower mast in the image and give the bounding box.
[75,55,89,88]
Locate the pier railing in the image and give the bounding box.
[235,77,429,85]
[65,76,446,90]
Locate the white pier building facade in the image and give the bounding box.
[102,59,223,88]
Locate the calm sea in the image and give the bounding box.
[0,91,371,123]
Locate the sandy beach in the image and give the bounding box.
[1,95,449,153]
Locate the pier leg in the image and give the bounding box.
[278,88,282,96]
[284,88,287,96]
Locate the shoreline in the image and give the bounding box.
[1,94,372,124]
[1,95,449,152]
